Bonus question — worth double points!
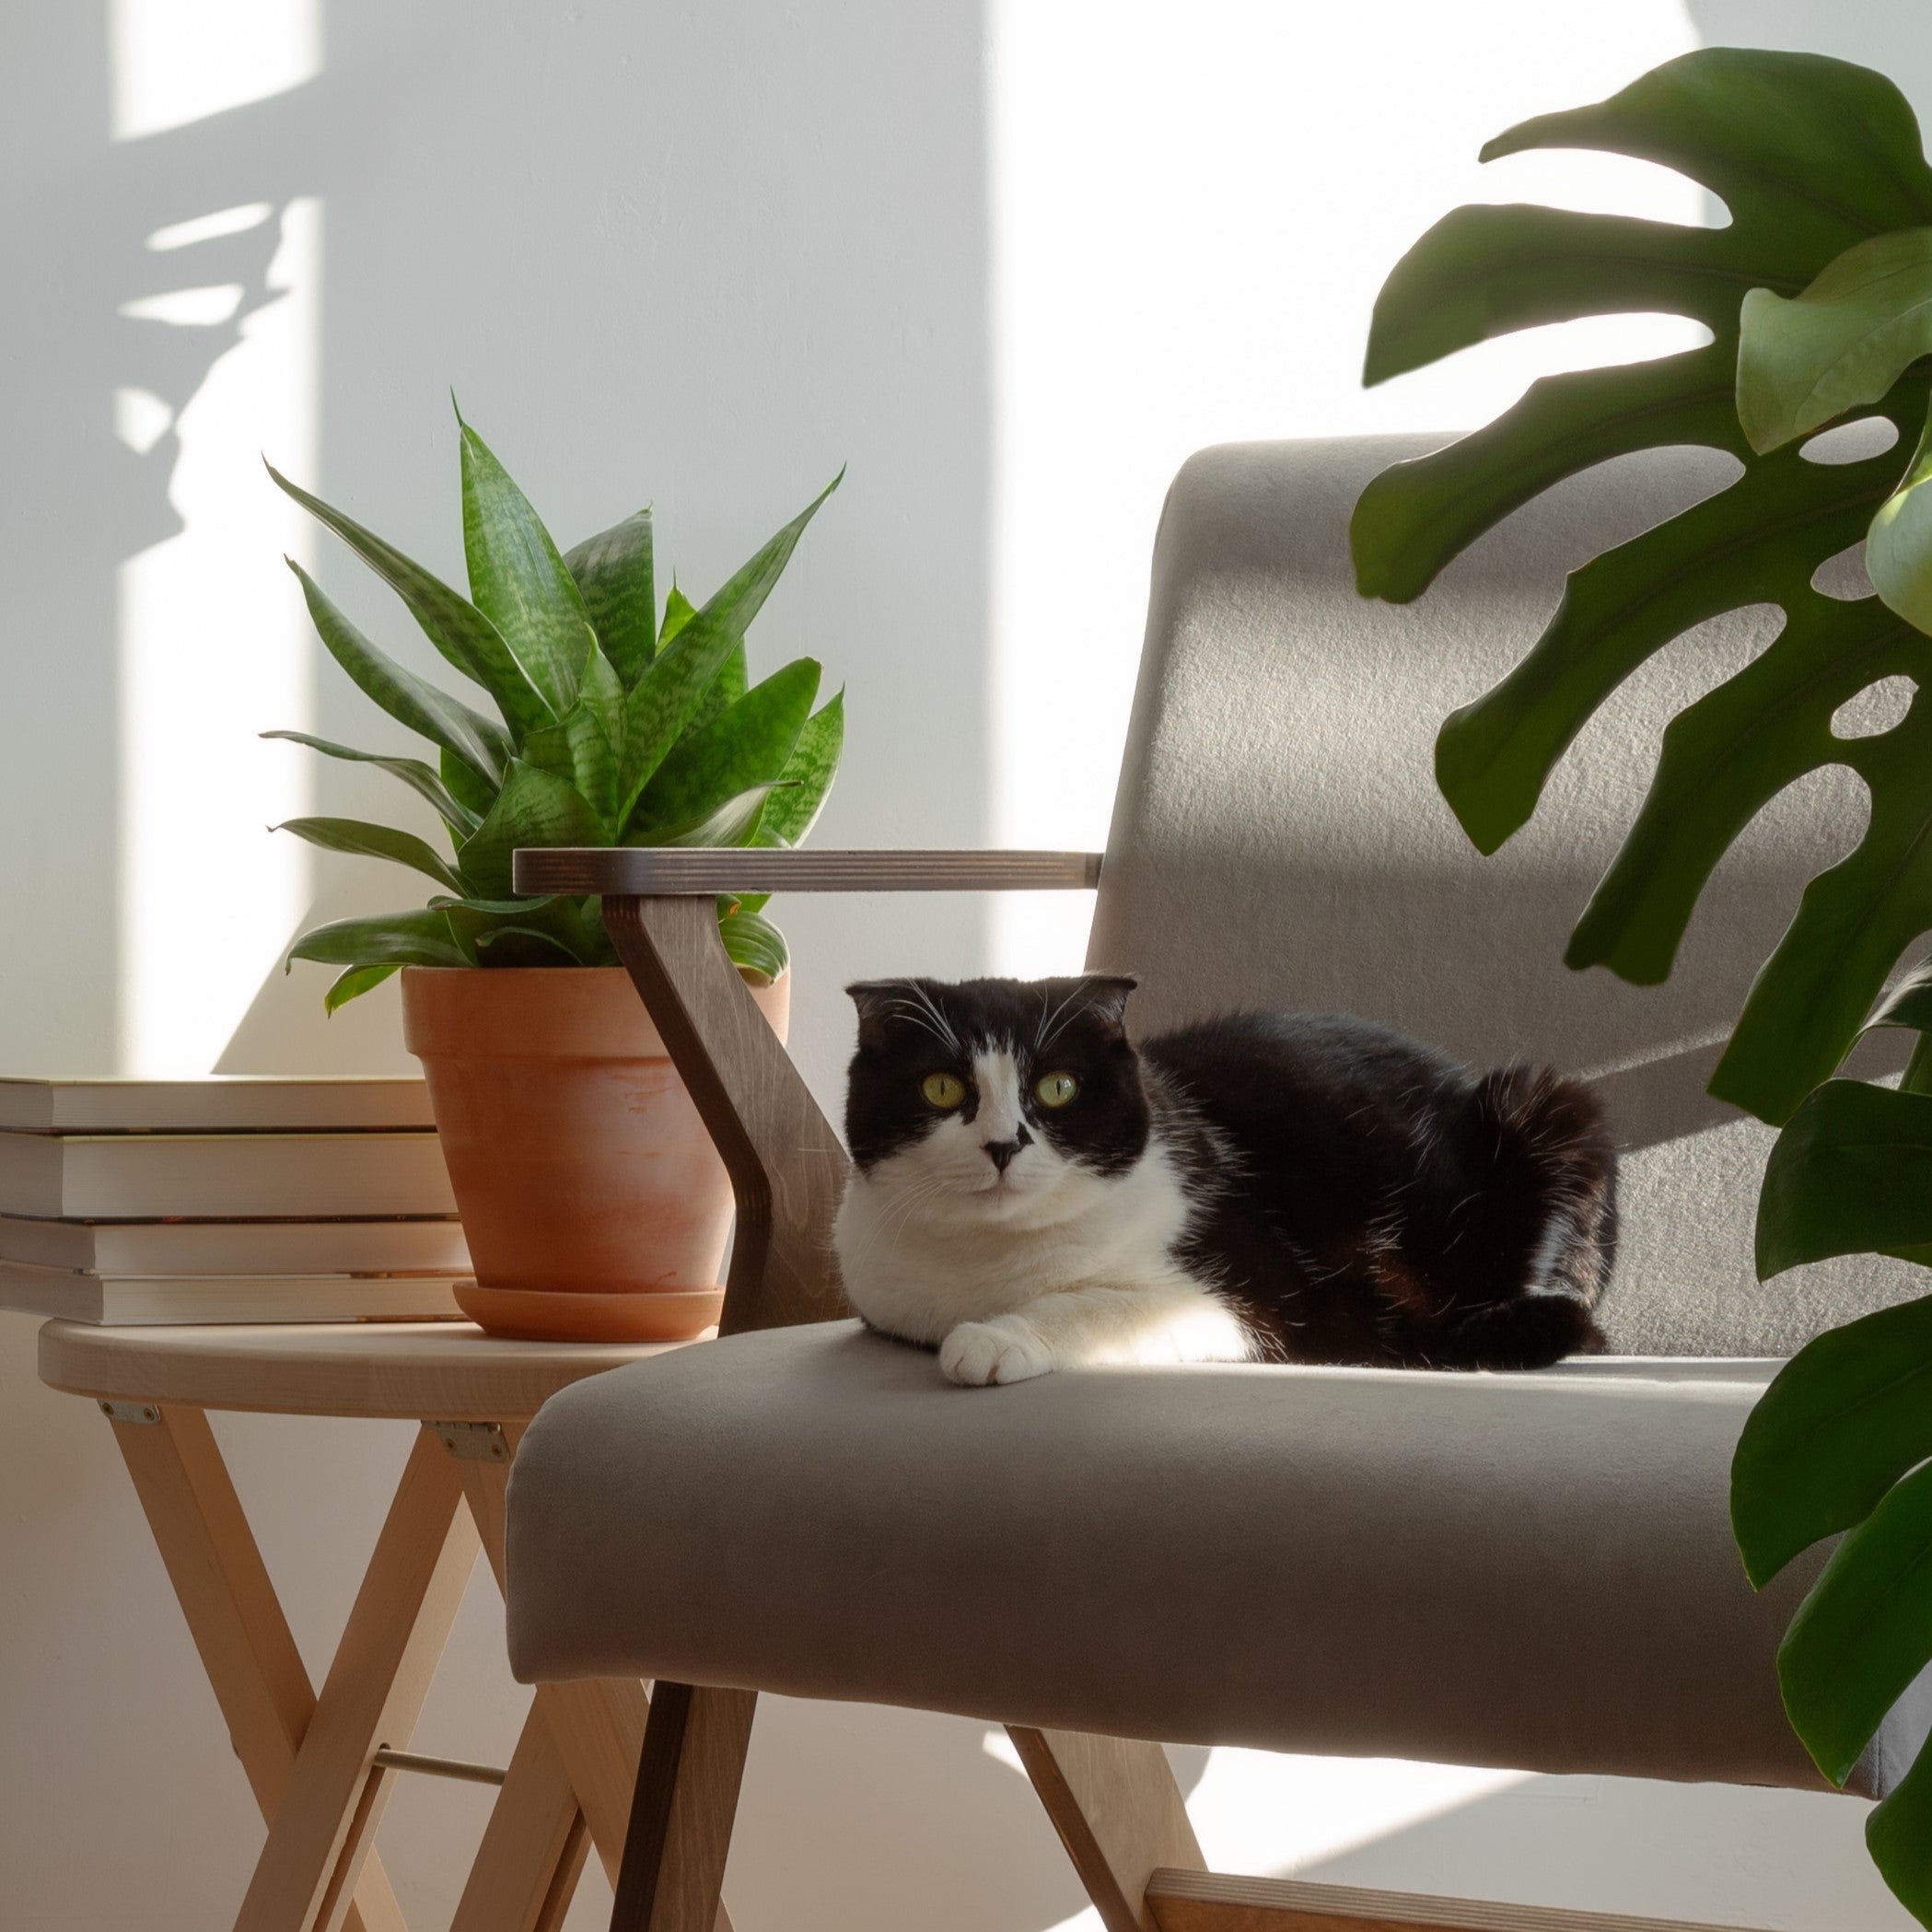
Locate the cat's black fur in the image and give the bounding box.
[1146,1007,1615,1368]
[844,975,1616,1370]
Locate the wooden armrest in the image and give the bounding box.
[510,847,1102,896]
[560,848,1100,1336]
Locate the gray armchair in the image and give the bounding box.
[502,439,1932,1932]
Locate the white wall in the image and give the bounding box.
[4,3,1932,1927]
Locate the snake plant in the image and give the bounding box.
[1353,48,1932,1921]
[266,401,844,1009]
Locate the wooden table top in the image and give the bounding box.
[38,1320,682,1420]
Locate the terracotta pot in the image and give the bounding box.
[401,964,790,1343]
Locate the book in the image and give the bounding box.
[0,1261,466,1326]
[0,1076,436,1135]
[0,1132,458,1220]
[0,1213,468,1275]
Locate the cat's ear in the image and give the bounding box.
[847,979,916,1047]
[1076,973,1137,1031]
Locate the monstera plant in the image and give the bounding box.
[1352,48,1932,1920]
[268,401,843,1007]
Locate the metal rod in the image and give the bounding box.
[371,1745,506,1788]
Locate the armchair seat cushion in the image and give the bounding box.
[505,1321,1928,1798]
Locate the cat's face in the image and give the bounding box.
[844,974,1149,1226]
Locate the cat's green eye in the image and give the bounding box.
[1035,1071,1079,1109]
[921,1071,967,1109]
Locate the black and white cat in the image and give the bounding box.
[833,974,1616,1386]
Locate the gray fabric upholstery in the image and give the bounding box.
[1088,438,1925,1355]
[506,439,1932,1792]
[506,1321,1931,1797]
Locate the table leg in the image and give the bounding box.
[107,1403,408,1932]
[233,1425,480,1932]
[450,1434,735,1932]
[449,1706,591,1932]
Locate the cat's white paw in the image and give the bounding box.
[938,1318,1055,1387]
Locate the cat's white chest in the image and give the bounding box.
[833,1144,1196,1344]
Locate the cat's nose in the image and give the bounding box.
[983,1130,1030,1172]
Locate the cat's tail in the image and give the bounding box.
[1442,1065,1618,1368]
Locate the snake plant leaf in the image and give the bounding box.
[1869,401,1932,634]
[433,892,597,965]
[717,904,787,984]
[286,908,468,971]
[1732,1294,1932,1588]
[268,464,552,740]
[1756,1081,1932,1275]
[760,688,844,848]
[286,562,510,785]
[456,404,595,716]
[1868,1740,1932,1923]
[323,962,400,1013]
[658,585,697,646]
[1775,1457,1932,1787]
[610,478,836,820]
[456,759,607,900]
[440,748,497,821]
[564,508,656,687]
[261,730,482,835]
[519,644,625,831]
[1353,49,1932,1128]
[1737,228,1932,454]
[630,658,820,836]
[616,616,739,817]
[272,816,466,893]
[637,781,794,851]
[689,640,748,735]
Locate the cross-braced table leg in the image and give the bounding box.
[233,1426,480,1932]
[106,1401,692,1932]
[449,1707,590,1932]
[107,1402,410,1932]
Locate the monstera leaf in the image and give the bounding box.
[1351,47,1932,1127]
[1355,49,1932,1925]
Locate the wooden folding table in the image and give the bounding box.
[38,1319,707,1932]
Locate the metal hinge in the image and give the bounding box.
[99,1400,159,1426]
[428,1420,508,1462]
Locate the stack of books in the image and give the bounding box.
[0,1077,470,1324]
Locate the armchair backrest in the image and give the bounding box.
[1088,437,1919,1355]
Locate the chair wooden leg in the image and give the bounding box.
[1008,1727,1207,1932]
[108,1403,408,1932]
[1143,1869,1767,1932]
[609,1682,757,1932]
[452,1440,714,1909]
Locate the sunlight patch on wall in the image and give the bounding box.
[984,0,1703,978]
[110,0,320,141]
[982,1728,1528,1932]
[117,200,320,1076]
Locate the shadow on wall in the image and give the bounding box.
[0,11,320,1071]
[2,6,1003,1932]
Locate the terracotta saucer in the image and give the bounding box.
[453,1280,725,1344]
